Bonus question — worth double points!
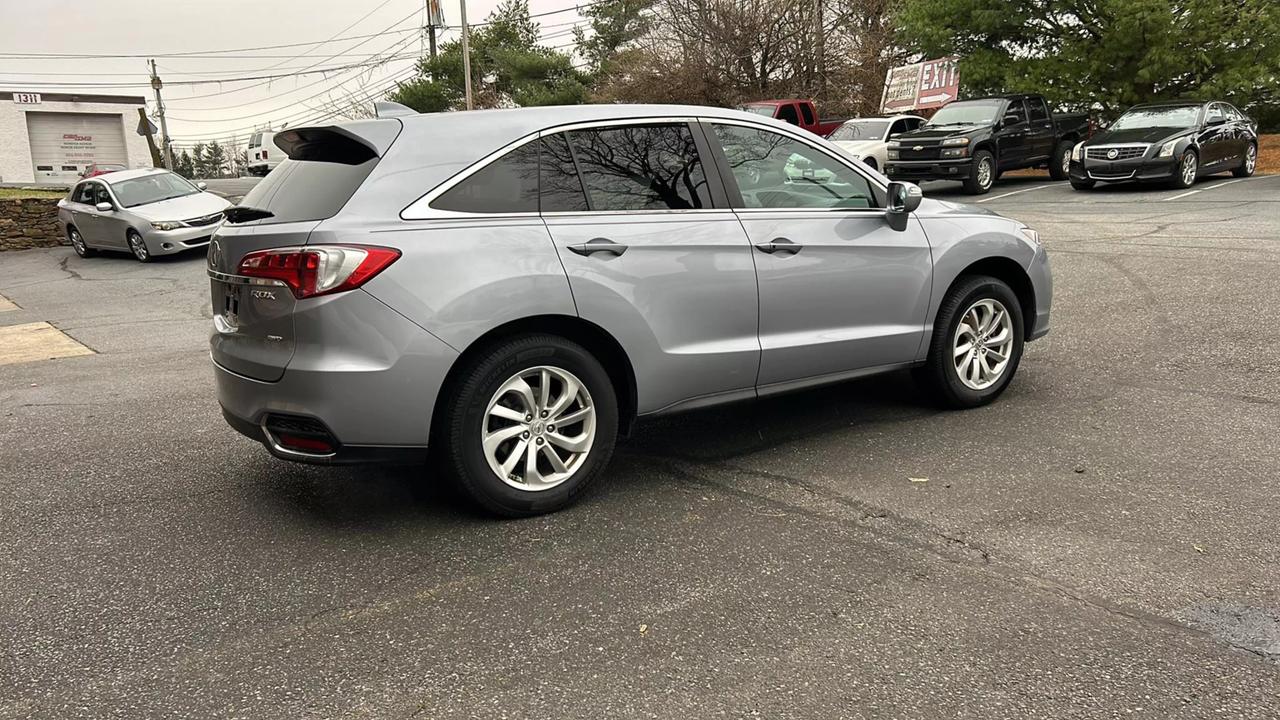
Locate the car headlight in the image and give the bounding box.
[1018,225,1042,246]
[941,137,970,147]
[150,221,182,231]
[887,149,899,160]
[1157,139,1180,158]
[1071,141,1085,160]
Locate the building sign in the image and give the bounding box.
[13,92,41,104]
[60,133,99,162]
[880,57,961,113]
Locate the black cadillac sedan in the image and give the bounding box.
[1068,101,1257,190]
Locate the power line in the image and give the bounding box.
[166,33,423,113]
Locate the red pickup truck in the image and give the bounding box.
[738,99,845,137]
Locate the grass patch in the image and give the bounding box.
[0,187,67,200]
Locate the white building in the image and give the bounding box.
[1,91,154,186]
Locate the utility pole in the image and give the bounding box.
[814,0,825,100]
[459,0,474,110]
[148,59,175,170]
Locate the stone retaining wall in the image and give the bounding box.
[0,198,65,251]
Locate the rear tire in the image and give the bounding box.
[1232,143,1257,178]
[441,334,618,517]
[962,150,996,194]
[68,227,95,258]
[1049,140,1073,180]
[920,275,1025,409]
[1069,178,1095,191]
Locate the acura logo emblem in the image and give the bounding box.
[1106,148,1119,160]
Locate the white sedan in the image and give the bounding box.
[828,115,926,172]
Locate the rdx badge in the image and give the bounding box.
[251,290,277,300]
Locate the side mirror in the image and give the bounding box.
[197,182,208,190]
[885,181,922,231]
[95,202,113,212]
[1003,114,1022,127]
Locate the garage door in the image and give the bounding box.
[26,112,128,185]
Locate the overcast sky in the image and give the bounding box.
[0,0,583,149]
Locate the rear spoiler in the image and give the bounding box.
[273,120,403,163]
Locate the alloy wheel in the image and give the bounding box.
[953,298,1014,391]
[70,229,86,256]
[482,365,596,491]
[1061,149,1071,177]
[1246,145,1257,174]
[128,233,149,261]
[977,158,993,190]
[1181,153,1197,186]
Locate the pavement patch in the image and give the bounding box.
[0,321,94,365]
[0,293,16,312]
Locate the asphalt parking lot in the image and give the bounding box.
[3,174,1279,718]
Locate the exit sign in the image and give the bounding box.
[13,93,41,104]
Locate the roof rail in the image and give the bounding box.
[374,101,417,119]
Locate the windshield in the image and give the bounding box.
[111,173,201,208]
[1110,105,1201,130]
[927,100,1003,127]
[829,120,890,141]
[739,104,776,117]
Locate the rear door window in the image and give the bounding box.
[72,183,94,204]
[562,124,712,211]
[799,103,816,125]
[777,104,800,125]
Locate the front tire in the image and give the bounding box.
[127,230,152,263]
[1232,143,1257,178]
[1170,150,1198,189]
[962,150,996,194]
[1049,140,1073,181]
[862,157,878,172]
[442,334,619,517]
[920,275,1025,409]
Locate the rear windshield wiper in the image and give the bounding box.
[223,206,275,224]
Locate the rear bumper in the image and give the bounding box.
[220,405,427,465]
[884,159,972,182]
[1070,156,1178,183]
[211,288,458,464]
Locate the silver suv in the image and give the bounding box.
[209,104,1052,516]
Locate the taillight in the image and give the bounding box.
[237,245,400,299]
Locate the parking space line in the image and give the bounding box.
[1162,176,1257,201]
[0,293,16,312]
[976,184,1055,204]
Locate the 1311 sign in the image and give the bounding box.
[13,93,41,104]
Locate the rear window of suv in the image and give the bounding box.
[234,156,377,224]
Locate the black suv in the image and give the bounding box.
[1068,101,1258,191]
[885,94,1091,194]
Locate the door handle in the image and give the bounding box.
[567,237,627,257]
[754,238,802,255]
